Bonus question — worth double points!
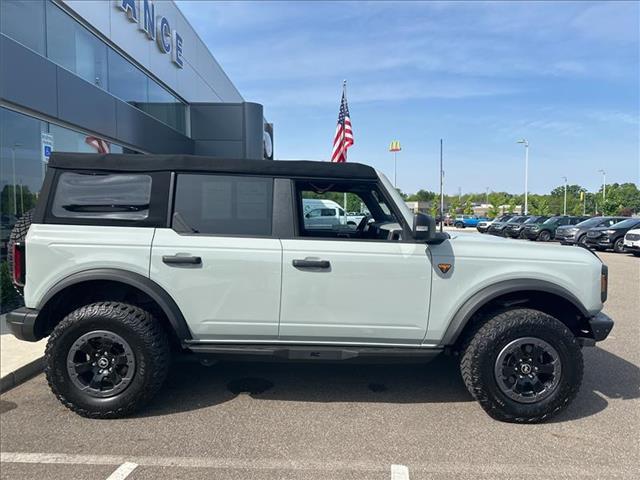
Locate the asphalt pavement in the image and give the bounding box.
[1,250,638,480]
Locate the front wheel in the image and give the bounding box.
[45,302,170,418]
[613,238,625,253]
[537,230,552,242]
[454,222,464,228]
[460,308,583,423]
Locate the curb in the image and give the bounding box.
[0,356,44,394]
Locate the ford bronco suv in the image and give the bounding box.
[7,153,613,422]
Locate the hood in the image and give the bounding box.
[446,231,600,263]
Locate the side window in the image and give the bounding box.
[172,174,273,236]
[51,172,151,220]
[295,180,401,241]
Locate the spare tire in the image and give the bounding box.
[7,209,33,294]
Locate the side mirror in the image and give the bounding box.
[413,213,435,241]
[413,212,449,244]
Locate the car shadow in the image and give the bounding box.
[137,353,472,418]
[550,346,640,422]
[137,347,639,423]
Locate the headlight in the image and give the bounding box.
[604,230,616,235]
[566,228,579,233]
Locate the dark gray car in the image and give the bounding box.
[556,216,626,246]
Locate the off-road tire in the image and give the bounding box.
[460,308,583,423]
[613,238,625,253]
[45,302,170,419]
[7,209,33,295]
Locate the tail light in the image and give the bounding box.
[600,264,608,303]
[12,242,25,287]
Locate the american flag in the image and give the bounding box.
[85,136,110,154]
[331,89,354,163]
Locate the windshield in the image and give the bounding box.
[378,171,413,227]
[524,216,543,224]
[575,217,603,228]
[543,216,562,225]
[610,218,640,229]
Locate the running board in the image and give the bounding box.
[185,344,443,361]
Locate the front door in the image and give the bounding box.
[150,173,281,341]
[279,180,432,344]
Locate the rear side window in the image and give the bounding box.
[172,174,273,236]
[51,172,152,220]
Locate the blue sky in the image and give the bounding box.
[177,1,639,195]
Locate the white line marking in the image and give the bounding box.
[391,464,410,480]
[0,451,631,476]
[106,462,138,480]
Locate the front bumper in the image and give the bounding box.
[504,228,522,238]
[588,312,614,342]
[523,229,540,239]
[6,307,40,342]
[586,236,612,247]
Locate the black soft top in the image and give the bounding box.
[48,153,378,180]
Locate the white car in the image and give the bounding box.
[6,153,612,422]
[623,227,640,256]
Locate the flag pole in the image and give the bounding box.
[342,80,348,221]
[439,139,444,232]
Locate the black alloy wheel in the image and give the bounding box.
[494,337,561,404]
[538,230,551,242]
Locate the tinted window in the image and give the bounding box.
[610,218,640,229]
[173,175,273,236]
[1,0,45,54]
[108,49,148,105]
[576,217,603,228]
[52,172,151,220]
[46,1,108,89]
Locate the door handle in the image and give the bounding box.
[162,254,202,265]
[292,259,331,269]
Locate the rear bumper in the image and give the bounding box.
[6,307,40,342]
[588,312,614,342]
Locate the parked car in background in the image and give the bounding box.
[503,215,542,238]
[476,214,512,233]
[486,214,516,235]
[523,216,589,242]
[623,228,640,256]
[586,218,640,253]
[453,215,488,228]
[556,216,626,246]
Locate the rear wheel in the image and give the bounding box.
[537,230,551,242]
[45,302,170,418]
[460,308,583,423]
[455,222,464,228]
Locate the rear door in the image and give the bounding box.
[150,173,282,341]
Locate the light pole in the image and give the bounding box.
[598,169,606,205]
[485,187,489,205]
[561,176,568,215]
[517,139,529,215]
[389,140,401,188]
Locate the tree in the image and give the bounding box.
[463,199,473,215]
[600,183,640,215]
[406,189,436,202]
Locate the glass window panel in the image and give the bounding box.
[46,1,108,89]
[0,0,45,54]
[142,79,186,134]
[49,124,123,154]
[52,172,151,220]
[108,48,148,105]
[173,175,273,236]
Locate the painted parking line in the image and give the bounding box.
[106,462,138,480]
[1,451,629,477]
[391,464,410,480]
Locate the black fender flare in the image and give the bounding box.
[440,279,590,346]
[38,268,192,340]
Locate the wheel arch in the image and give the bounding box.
[441,279,591,347]
[35,269,192,343]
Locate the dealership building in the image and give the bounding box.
[0,0,273,259]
